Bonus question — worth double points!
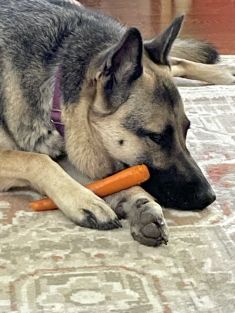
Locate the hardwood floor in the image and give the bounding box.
[80,0,235,54]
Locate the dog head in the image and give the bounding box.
[88,16,215,210]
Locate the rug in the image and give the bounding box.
[0,56,235,313]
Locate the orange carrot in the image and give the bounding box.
[30,165,150,212]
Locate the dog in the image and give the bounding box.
[0,0,235,247]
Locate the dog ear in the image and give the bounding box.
[144,15,184,65]
[96,27,143,111]
[102,27,143,86]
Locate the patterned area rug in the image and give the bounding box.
[0,57,235,313]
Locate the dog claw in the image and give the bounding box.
[82,209,98,229]
[114,218,122,228]
[97,218,122,230]
[163,238,168,245]
[156,217,165,226]
[81,209,121,230]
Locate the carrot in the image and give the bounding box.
[30,164,150,212]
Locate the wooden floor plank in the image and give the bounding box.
[80,0,235,54]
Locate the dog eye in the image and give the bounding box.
[148,133,162,144]
[136,128,162,145]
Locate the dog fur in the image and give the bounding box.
[0,0,235,246]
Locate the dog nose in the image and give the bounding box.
[193,187,216,210]
[143,164,217,211]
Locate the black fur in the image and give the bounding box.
[144,16,184,65]
[154,80,181,108]
[143,164,216,210]
[170,39,220,64]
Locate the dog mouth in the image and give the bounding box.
[156,191,216,210]
[114,161,216,211]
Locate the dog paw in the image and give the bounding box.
[56,189,121,230]
[80,208,121,230]
[129,198,168,246]
[213,64,235,85]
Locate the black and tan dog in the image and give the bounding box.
[0,0,234,246]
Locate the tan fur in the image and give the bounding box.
[63,99,119,179]
[61,54,235,182]
[0,128,17,150]
[170,57,235,84]
[2,60,27,136]
[0,149,117,224]
[0,178,29,191]
[170,39,214,64]
[62,77,125,179]
[90,60,184,170]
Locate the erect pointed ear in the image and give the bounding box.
[102,27,143,84]
[144,15,184,65]
[97,27,143,110]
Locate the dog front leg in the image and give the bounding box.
[105,186,169,246]
[171,57,235,85]
[0,150,120,230]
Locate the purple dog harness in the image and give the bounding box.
[50,68,65,137]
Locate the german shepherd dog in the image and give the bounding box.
[0,0,235,246]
